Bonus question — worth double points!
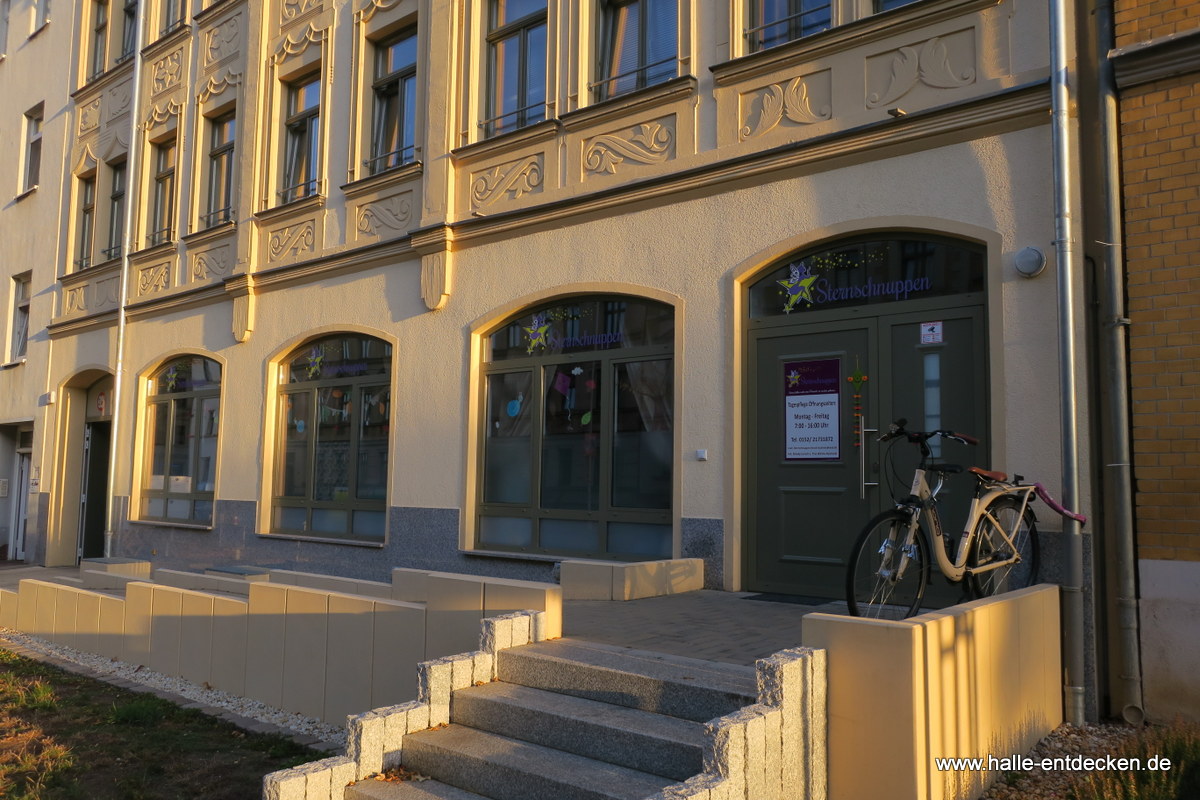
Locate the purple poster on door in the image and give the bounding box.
[784,359,840,460]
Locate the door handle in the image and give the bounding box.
[860,424,879,499]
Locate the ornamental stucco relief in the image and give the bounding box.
[192,246,233,280]
[107,85,131,120]
[79,100,102,134]
[282,0,323,25]
[64,287,86,314]
[740,73,832,140]
[197,70,241,104]
[866,31,976,109]
[470,155,543,210]
[268,222,316,262]
[584,120,674,176]
[152,51,184,95]
[204,17,240,67]
[138,263,171,295]
[357,193,412,236]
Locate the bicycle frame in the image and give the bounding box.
[900,468,1035,584]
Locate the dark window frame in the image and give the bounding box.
[594,0,677,102]
[280,75,321,204]
[202,112,235,228]
[76,176,96,270]
[367,29,418,175]
[482,0,547,138]
[147,139,176,247]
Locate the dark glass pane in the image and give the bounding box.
[491,0,544,28]
[612,360,672,509]
[748,237,986,319]
[197,396,219,492]
[357,385,389,500]
[274,505,308,531]
[168,397,195,486]
[524,23,547,113]
[279,391,310,497]
[480,515,533,547]
[608,521,671,557]
[286,335,392,383]
[602,1,640,97]
[147,401,167,488]
[154,356,222,394]
[312,509,349,534]
[353,510,385,539]
[539,519,598,552]
[540,362,601,510]
[490,297,674,360]
[194,500,213,524]
[484,371,533,504]
[489,33,522,133]
[876,0,919,10]
[383,33,417,74]
[313,385,352,501]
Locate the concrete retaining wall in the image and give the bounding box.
[0,568,561,726]
[802,584,1062,800]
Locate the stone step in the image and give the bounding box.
[450,681,704,780]
[496,638,757,722]
[400,724,676,800]
[344,778,490,800]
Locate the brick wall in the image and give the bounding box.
[1121,71,1200,561]
[1114,0,1200,49]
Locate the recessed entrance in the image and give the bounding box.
[744,235,989,599]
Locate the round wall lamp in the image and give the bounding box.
[1015,246,1047,278]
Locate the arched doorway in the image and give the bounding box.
[744,234,989,599]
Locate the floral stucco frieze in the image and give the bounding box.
[866,33,976,109]
[357,193,412,236]
[741,74,832,140]
[470,155,543,210]
[192,246,233,281]
[152,50,184,95]
[268,222,316,262]
[204,16,240,67]
[584,120,674,176]
[79,99,102,135]
[138,263,170,296]
[197,69,241,104]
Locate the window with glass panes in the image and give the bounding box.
[747,0,831,52]
[161,0,183,35]
[483,0,546,138]
[90,0,108,77]
[120,0,137,60]
[595,0,676,101]
[480,297,675,559]
[104,161,126,260]
[147,139,176,247]
[281,76,320,203]
[203,113,235,227]
[76,177,96,270]
[142,356,222,524]
[273,334,391,542]
[23,107,42,192]
[369,30,417,175]
[9,273,30,361]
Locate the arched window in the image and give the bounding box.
[480,296,674,559]
[142,356,222,524]
[273,334,392,542]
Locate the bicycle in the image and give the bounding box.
[845,418,1087,619]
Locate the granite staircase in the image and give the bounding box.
[343,638,757,800]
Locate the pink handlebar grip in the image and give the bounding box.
[1034,483,1088,525]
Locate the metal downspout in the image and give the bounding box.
[1096,0,1145,725]
[1050,0,1087,725]
[103,10,149,558]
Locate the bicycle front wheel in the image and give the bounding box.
[846,510,929,619]
[968,497,1040,597]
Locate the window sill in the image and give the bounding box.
[462,548,567,564]
[711,0,995,86]
[129,518,213,531]
[28,20,50,41]
[256,192,325,223]
[183,219,236,244]
[342,160,423,198]
[129,239,177,260]
[0,358,27,370]
[13,186,38,203]
[561,76,697,132]
[453,119,561,163]
[257,531,386,548]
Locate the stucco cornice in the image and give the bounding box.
[1111,28,1200,90]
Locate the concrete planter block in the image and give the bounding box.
[263,766,307,800]
[481,614,513,654]
[324,594,374,723]
[81,557,151,578]
[378,700,424,767]
[74,590,101,655]
[51,586,78,648]
[16,580,38,634]
[370,598,424,708]
[179,591,215,686]
[97,594,126,660]
[472,650,495,683]
[450,652,477,691]
[149,586,184,678]
[482,578,562,640]
[560,560,615,600]
[0,588,18,629]
[704,711,748,799]
[282,587,330,720]
[424,573,485,658]
[210,596,248,695]
[245,583,288,708]
[122,582,155,666]
[761,706,783,800]
[418,658,453,726]
[390,568,430,603]
[347,710,387,780]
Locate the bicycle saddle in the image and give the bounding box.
[968,466,1009,482]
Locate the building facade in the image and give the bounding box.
[4,0,1166,720]
[1111,0,1200,722]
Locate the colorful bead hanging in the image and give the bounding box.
[847,356,869,448]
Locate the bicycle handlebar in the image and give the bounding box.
[1034,483,1088,525]
[878,419,978,446]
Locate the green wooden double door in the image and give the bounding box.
[746,302,988,598]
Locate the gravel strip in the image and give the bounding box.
[979,722,1141,799]
[0,627,346,749]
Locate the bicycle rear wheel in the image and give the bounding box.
[968,497,1039,597]
[846,510,929,619]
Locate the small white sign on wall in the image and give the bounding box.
[921,321,944,344]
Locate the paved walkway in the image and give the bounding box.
[564,590,847,666]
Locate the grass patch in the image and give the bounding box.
[1069,720,1200,800]
[0,648,319,799]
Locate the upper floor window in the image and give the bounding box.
[0,0,10,57]
[104,161,126,261]
[76,177,96,270]
[203,113,235,227]
[280,75,320,204]
[595,0,676,101]
[142,355,222,524]
[147,139,176,247]
[273,334,392,543]
[484,0,546,138]
[161,0,183,36]
[90,0,108,77]
[34,0,48,31]
[480,296,675,559]
[369,30,417,175]
[119,0,137,60]
[748,0,831,52]
[22,106,42,192]
[9,273,30,361]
